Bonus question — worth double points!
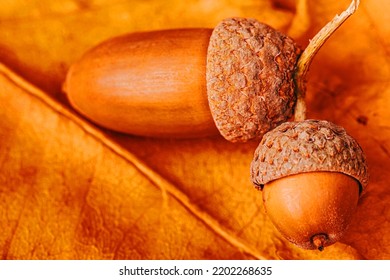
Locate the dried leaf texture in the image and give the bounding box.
[0,0,389,259]
[302,0,390,259]
[0,66,263,259]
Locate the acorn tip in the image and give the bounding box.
[312,234,328,251]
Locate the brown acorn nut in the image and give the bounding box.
[63,18,301,142]
[250,119,369,250]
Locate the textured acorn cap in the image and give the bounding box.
[251,119,369,192]
[206,17,301,143]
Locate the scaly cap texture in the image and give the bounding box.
[251,119,369,192]
[206,17,301,142]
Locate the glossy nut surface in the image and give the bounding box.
[64,28,218,138]
[263,171,360,250]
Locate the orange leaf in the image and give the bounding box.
[0,0,389,259]
[302,0,390,259]
[0,64,267,259]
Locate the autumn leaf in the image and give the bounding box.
[0,0,389,259]
[303,0,390,258]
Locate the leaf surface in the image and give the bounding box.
[0,0,389,259]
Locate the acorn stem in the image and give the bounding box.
[312,234,328,251]
[293,0,361,122]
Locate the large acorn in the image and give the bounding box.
[63,17,300,142]
[250,119,368,251]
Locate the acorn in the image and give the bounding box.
[63,17,301,142]
[250,119,368,250]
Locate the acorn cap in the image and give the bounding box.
[250,119,369,193]
[206,17,301,143]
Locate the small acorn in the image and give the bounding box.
[250,119,368,250]
[64,17,301,142]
